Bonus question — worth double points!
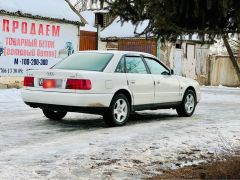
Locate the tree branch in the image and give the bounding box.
[222,35,240,85]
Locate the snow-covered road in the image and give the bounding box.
[0,87,240,179]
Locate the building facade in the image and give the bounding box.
[0,0,82,77]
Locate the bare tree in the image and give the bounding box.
[69,0,112,11]
[69,0,88,11]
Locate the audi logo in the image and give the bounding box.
[46,72,55,76]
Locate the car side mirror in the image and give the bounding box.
[170,69,174,75]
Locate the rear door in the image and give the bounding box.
[144,57,180,103]
[125,56,154,105]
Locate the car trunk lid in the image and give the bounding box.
[26,69,83,92]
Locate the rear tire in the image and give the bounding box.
[177,90,196,117]
[42,109,67,120]
[103,94,130,127]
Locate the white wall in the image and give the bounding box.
[168,42,210,83]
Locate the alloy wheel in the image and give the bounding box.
[113,98,128,123]
[184,94,195,114]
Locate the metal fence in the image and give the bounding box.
[118,39,157,56]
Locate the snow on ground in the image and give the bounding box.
[0,0,80,22]
[0,86,240,179]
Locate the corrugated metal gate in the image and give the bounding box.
[80,31,97,51]
[118,39,157,56]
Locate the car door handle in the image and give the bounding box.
[129,80,136,84]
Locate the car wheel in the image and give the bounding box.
[103,94,130,127]
[42,109,67,120]
[176,90,196,117]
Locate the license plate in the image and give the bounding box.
[41,79,62,88]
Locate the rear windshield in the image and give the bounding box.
[53,53,113,71]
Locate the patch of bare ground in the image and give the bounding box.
[149,155,240,179]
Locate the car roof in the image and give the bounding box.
[77,50,157,58]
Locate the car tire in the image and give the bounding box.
[176,89,196,117]
[103,94,130,127]
[42,109,67,120]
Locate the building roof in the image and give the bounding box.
[80,10,97,32]
[80,24,97,32]
[80,10,96,27]
[0,0,82,25]
[100,17,150,40]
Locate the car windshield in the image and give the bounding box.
[53,53,113,72]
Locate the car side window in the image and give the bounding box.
[144,57,170,75]
[125,56,148,74]
[115,57,125,73]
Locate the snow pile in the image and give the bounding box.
[0,88,21,103]
[100,17,150,39]
[210,39,227,55]
[210,36,240,55]
[0,0,80,22]
[201,86,240,104]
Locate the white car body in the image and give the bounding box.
[22,51,201,116]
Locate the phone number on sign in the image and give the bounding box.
[0,68,24,74]
[14,58,49,66]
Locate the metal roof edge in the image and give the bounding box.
[0,10,83,26]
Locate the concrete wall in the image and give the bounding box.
[0,77,23,89]
[209,55,240,87]
[164,42,210,85]
[98,41,107,51]
[164,42,240,87]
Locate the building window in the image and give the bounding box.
[176,43,182,49]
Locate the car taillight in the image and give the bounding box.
[43,79,56,89]
[24,76,34,87]
[66,79,92,90]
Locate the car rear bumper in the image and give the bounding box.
[25,102,108,114]
[22,89,113,109]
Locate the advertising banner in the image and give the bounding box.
[0,16,79,76]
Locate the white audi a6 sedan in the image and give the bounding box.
[22,51,201,126]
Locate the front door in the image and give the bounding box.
[125,56,155,105]
[144,57,180,103]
